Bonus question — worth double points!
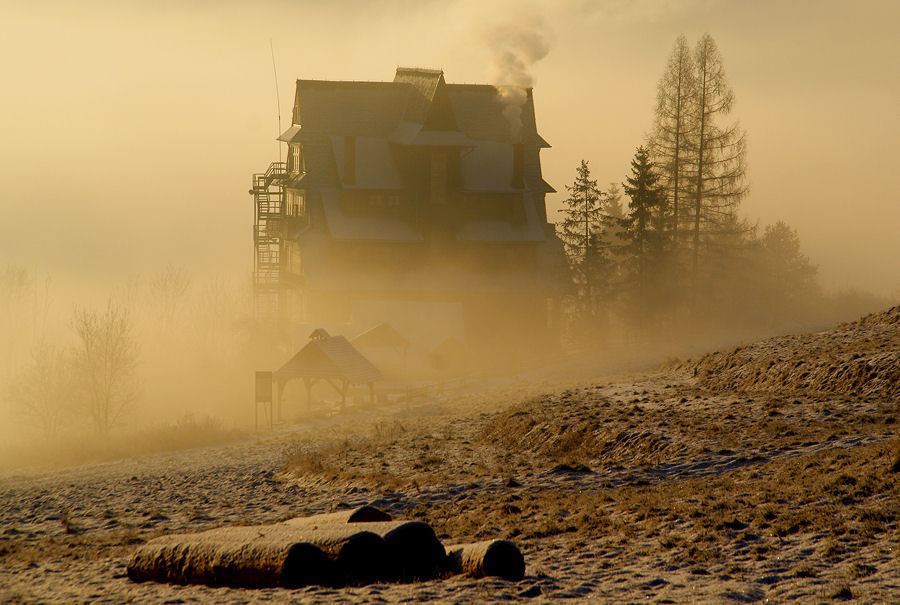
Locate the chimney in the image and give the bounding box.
[511,143,524,188]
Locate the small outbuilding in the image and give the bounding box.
[351,322,411,380]
[351,322,410,353]
[275,329,383,411]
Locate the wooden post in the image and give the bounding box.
[276,382,281,424]
[273,379,280,425]
[277,378,288,423]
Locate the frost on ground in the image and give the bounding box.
[1,308,898,603]
[688,306,900,400]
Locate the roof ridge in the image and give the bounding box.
[395,66,443,75]
[298,79,403,87]
[446,83,531,91]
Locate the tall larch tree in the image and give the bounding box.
[651,35,696,255]
[690,33,748,281]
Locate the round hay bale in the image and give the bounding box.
[282,518,446,581]
[285,505,392,525]
[446,539,525,581]
[127,524,389,588]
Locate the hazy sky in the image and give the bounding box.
[2,0,898,294]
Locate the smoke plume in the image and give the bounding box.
[483,12,551,140]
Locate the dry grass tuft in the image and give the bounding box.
[372,420,406,442]
[890,442,900,473]
[828,583,853,600]
[688,306,900,401]
[409,437,898,579]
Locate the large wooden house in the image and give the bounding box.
[250,67,566,356]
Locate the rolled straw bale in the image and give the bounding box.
[283,518,446,581]
[127,524,388,588]
[285,505,392,525]
[446,540,525,581]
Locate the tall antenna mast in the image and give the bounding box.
[270,39,282,162]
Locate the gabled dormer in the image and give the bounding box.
[394,68,454,129]
[422,76,457,132]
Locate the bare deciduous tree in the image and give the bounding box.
[6,343,72,440]
[71,300,139,435]
[149,263,191,326]
[0,265,52,378]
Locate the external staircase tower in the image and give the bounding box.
[249,162,287,322]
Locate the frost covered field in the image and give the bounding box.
[1,309,898,603]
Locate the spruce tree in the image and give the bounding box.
[591,183,627,321]
[559,160,604,319]
[622,146,666,292]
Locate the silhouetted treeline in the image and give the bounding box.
[558,34,887,344]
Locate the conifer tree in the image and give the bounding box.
[590,183,627,318]
[690,33,748,280]
[759,221,818,307]
[651,35,696,253]
[650,33,748,305]
[559,160,604,318]
[622,145,666,296]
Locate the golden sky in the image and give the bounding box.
[2,0,898,294]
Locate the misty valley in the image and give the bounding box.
[2,3,899,603]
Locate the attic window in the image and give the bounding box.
[343,136,356,185]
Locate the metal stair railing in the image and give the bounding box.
[251,161,291,322]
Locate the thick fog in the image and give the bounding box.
[2,0,898,291]
[1,0,897,464]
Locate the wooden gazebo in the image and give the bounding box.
[275,329,383,411]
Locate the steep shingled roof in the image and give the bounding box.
[444,84,548,146]
[280,68,556,243]
[289,70,547,145]
[291,80,409,137]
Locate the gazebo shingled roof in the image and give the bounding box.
[276,335,383,385]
